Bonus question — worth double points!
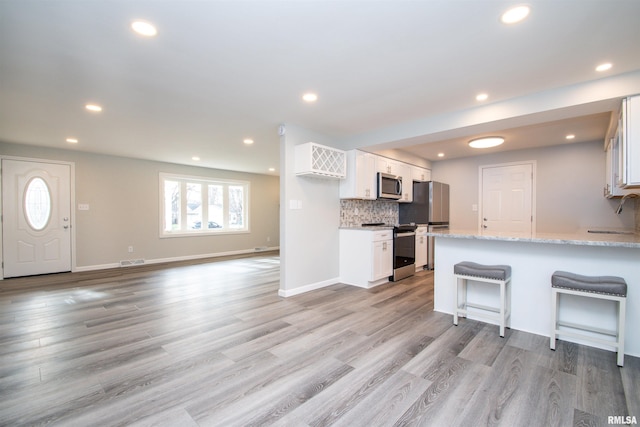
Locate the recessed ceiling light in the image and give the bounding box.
[85,104,102,112]
[476,93,489,102]
[268,167,276,172]
[566,134,575,140]
[595,62,612,72]
[469,136,505,149]
[243,138,254,145]
[302,93,318,102]
[192,156,200,161]
[131,20,157,37]
[501,5,530,24]
[66,138,78,144]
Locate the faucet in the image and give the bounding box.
[615,193,640,214]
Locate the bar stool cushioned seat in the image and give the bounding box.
[550,270,627,366]
[454,262,511,281]
[551,271,627,296]
[453,261,512,337]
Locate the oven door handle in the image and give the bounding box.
[395,232,415,237]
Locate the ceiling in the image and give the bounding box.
[1,1,640,174]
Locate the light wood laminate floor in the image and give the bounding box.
[0,253,637,426]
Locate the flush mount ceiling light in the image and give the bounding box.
[131,20,157,37]
[596,62,612,72]
[268,167,276,172]
[243,138,254,145]
[192,156,200,161]
[437,153,445,158]
[66,138,78,144]
[302,93,318,102]
[566,134,576,140]
[85,103,102,112]
[476,93,489,102]
[501,5,530,24]
[469,136,505,149]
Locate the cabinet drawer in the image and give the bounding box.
[372,230,393,242]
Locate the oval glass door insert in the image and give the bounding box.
[24,177,52,231]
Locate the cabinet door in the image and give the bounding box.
[605,135,634,197]
[376,157,392,174]
[371,240,393,281]
[398,163,413,203]
[624,95,640,186]
[411,166,431,182]
[340,150,378,199]
[359,152,377,199]
[415,233,427,268]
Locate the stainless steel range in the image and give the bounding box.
[391,224,417,281]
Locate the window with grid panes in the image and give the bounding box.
[160,173,249,236]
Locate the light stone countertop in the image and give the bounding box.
[339,225,395,231]
[426,228,640,249]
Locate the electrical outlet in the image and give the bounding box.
[128,246,134,253]
[267,236,271,242]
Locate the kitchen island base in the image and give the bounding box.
[433,236,640,357]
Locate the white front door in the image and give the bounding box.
[481,163,533,234]
[2,159,72,278]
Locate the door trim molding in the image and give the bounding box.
[478,160,537,234]
[0,155,77,279]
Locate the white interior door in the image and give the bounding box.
[2,159,72,278]
[481,163,533,234]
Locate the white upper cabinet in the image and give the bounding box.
[411,166,431,182]
[617,95,640,188]
[340,150,377,199]
[605,134,635,197]
[397,162,413,203]
[375,156,402,175]
[341,150,429,201]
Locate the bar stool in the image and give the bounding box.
[453,261,512,337]
[550,271,627,367]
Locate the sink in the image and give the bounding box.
[587,230,635,235]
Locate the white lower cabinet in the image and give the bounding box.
[415,226,428,270]
[340,229,393,288]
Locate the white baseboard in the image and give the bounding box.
[74,263,120,272]
[278,277,340,298]
[73,246,280,273]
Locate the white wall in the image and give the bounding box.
[279,124,341,296]
[431,140,635,232]
[1,142,280,271]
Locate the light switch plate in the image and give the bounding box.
[78,203,90,211]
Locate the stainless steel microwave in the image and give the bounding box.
[377,172,402,200]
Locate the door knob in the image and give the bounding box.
[63,225,69,229]
[483,218,487,221]
[483,225,488,229]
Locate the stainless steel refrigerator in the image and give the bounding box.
[399,181,450,269]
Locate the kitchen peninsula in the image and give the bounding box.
[428,228,640,357]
